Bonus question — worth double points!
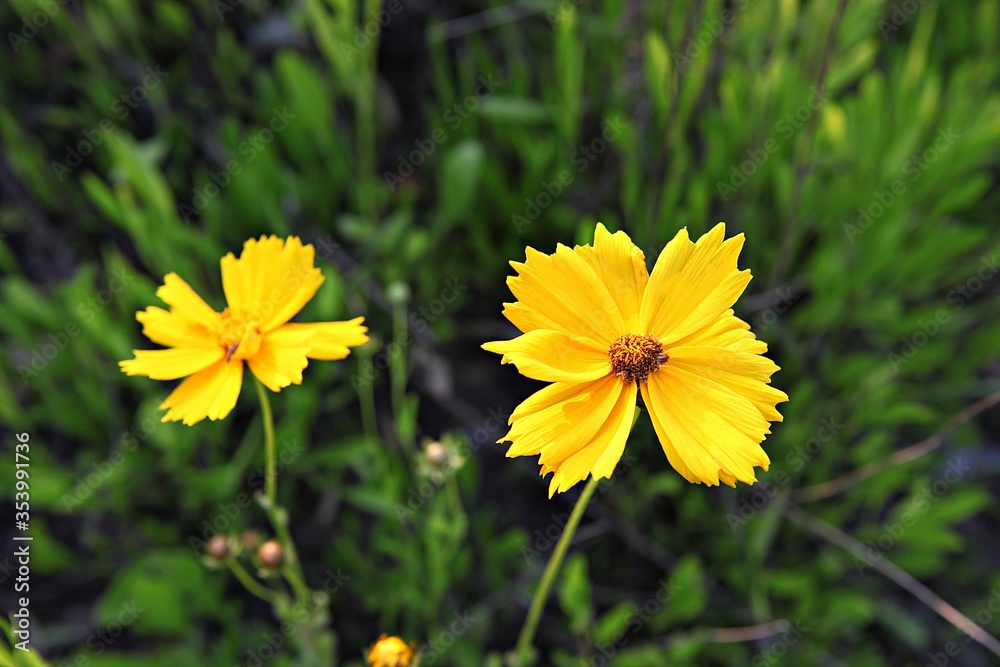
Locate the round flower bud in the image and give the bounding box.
[206,535,230,561]
[257,539,284,569]
[386,281,411,306]
[239,529,263,551]
[367,634,416,667]
[424,441,449,469]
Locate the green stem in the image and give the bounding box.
[390,299,408,445]
[515,476,601,662]
[228,559,279,604]
[259,498,313,607]
[445,476,464,523]
[249,379,334,667]
[359,348,378,442]
[253,377,277,506]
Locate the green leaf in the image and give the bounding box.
[479,97,550,124]
[558,553,592,635]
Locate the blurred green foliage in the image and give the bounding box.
[2,0,1000,665]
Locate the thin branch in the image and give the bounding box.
[700,620,794,643]
[791,390,1000,503]
[781,500,1000,659]
[428,2,549,42]
[662,619,793,647]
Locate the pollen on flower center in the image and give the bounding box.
[609,334,667,383]
[218,309,263,361]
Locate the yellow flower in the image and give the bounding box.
[120,235,368,425]
[367,634,416,667]
[483,223,788,495]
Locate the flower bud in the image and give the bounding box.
[239,529,263,551]
[257,539,284,569]
[206,535,230,561]
[367,634,416,667]
[424,441,449,469]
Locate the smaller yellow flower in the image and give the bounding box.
[367,634,416,667]
[119,235,368,425]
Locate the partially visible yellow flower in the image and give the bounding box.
[367,634,416,667]
[483,223,788,495]
[120,236,368,425]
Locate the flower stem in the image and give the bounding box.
[515,476,601,662]
[249,378,334,667]
[253,377,277,506]
[228,558,279,604]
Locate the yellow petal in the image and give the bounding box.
[156,273,221,327]
[281,317,369,360]
[226,235,284,315]
[247,326,315,392]
[669,309,767,354]
[667,345,788,422]
[640,223,751,347]
[509,379,581,423]
[497,375,635,495]
[159,358,244,425]
[576,223,648,331]
[135,306,216,348]
[544,380,637,496]
[642,366,771,486]
[483,329,610,383]
[641,380,698,484]
[220,251,247,313]
[119,346,224,380]
[500,301,564,334]
[225,236,326,332]
[507,243,625,344]
[503,377,622,458]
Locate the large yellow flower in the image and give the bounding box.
[483,223,788,495]
[120,235,368,425]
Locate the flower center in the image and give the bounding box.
[218,309,263,361]
[609,334,667,383]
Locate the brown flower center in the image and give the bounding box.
[609,334,667,383]
[218,309,263,362]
